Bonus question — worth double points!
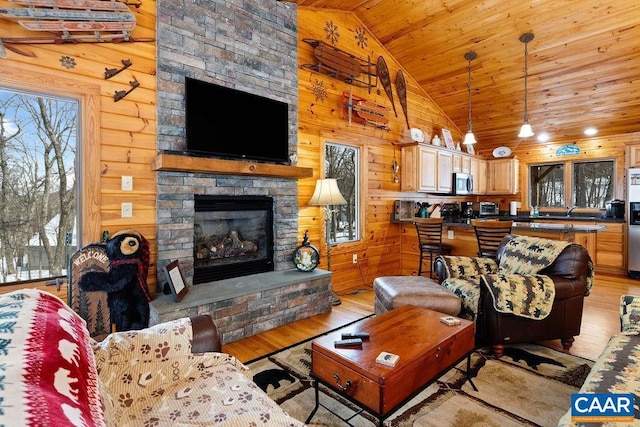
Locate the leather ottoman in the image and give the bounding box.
[374,276,461,316]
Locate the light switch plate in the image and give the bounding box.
[121,202,133,218]
[121,176,133,191]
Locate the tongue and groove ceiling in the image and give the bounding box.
[287,1,640,153]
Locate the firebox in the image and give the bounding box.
[193,195,274,284]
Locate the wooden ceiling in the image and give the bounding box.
[286,0,640,153]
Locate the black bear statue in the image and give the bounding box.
[79,229,151,332]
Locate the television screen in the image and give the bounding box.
[185,77,290,164]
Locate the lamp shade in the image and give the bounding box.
[518,123,534,138]
[463,131,477,145]
[309,178,347,206]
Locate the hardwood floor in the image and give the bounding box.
[222,273,640,363]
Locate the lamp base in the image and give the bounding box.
[331,291,341,306]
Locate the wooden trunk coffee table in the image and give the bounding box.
[306,305,475,426]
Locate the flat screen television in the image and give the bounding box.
[185,77,290,164]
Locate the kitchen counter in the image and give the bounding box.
[512,222,606,233]
[400,214,624,276]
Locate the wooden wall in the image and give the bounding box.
[0,1,158,291]
[295,9,466,293]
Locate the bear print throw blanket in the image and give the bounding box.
[481,236,593,320]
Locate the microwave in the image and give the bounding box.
[479,202,500,216]
[452,172,473,195]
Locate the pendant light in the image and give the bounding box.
[518,32,535,138]
[463,51,477,145]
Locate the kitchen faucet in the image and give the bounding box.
[566,206,577,217]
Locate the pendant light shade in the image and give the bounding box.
[463,51,477,145]
[518,32,535,138]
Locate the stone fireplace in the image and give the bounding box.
[149,0,332,345]
[193,195,275,283]
[155,172,299,288]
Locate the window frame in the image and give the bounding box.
[320,138,365,247]
[527,157,616,210]
[0,62,101,284]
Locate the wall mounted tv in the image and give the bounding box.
[185,77,290,164]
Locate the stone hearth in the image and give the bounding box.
[150,269,331,345]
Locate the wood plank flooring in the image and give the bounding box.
[223,273,640,363]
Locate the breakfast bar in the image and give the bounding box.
[400,218,607,275]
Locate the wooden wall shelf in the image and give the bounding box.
[151,153,313,179]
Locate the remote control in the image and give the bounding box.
[341,332,370,339]
[334,338,363,347]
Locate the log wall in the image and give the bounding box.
[0,0,158,291]
[295,9,471,292]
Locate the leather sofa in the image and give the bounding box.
[434,234,591,358]
[0,288,304,427]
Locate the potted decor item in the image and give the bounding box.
[293,230,320,272]
[416,202,431,218]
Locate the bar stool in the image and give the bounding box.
[470,219,513,259]
[414,218,452,278]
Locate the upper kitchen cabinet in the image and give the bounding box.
[401,144,437,192]
[627,145,640,168]
[401,144,455,193]
[402,144,480,194]
[470,157,487,194]
[487,158,519,194]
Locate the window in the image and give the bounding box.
[530,163,565,208]
[529,160,614,209]
[0,89,79,283]
[573,161,614,208]
[325,142,359,244]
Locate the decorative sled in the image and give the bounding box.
[341,90,390,130]
[302,38,377,91]
[9,0,132,11]
[0,0,151,58]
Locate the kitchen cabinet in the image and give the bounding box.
[470,157,487,194]
[401,144,437,192]
[453,153,462,173]
[401,144,455,193]
[461,155,471,174]
[401,144,484,194]
[437,150,453,193]
[628,145,640,167]
[487,158,519,194]
[594,221,626,274]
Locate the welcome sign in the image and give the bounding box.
[571,393,635,422]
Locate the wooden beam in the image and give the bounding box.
[151,153,314,179]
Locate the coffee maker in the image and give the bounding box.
[441,203,460,220]
[460,201,474,219]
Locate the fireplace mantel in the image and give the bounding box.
[151,153,313,179]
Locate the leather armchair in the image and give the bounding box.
[434,234,591,358]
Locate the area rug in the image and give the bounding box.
[248,340,593,426]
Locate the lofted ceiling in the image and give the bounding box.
[286,0,640,154]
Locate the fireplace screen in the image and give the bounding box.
[194,195,274,283]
